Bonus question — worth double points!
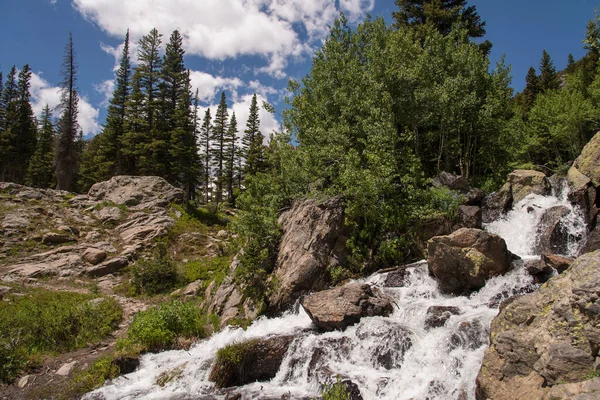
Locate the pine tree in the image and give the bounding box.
[241,93,265,177]
[211,92,229,207]
[98,30,131,177]
[566,53,576,73]
[159,30,186,181]
[199,108,212,203]
[26,105,55,188]
[169,71,200,201]
[55,33,81,191]
[0,67,17,180]
[0,72,4,136]
[539,50,559,92]
[137,28,162,133]
[121,70,148,174]
[517,66,540,114]
[224,112,238,204]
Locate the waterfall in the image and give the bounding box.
[87,182,587,400]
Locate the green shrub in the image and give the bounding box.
[131,242,179,296]
[71,356,120,395]
[210,340,258,388]
[321,377,351,400]
[118,300,205,353]
[0,289,122,383]
[183,255,232,286]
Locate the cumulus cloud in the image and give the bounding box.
[71,0,374,78]
[30,72,101,137]
[93,79,114,107]
[189,71,243,104]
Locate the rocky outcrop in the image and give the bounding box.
[433,172,470,192]
[269,198,349,312]
[209,335,295,388]
[88,176,183,209]
[427,228,516,294]
[483,170,551,223]
[476,250,600,400]
[301,283,393,331]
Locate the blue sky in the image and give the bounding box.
[0,0,598,138]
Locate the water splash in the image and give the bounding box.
[88,181,587,400]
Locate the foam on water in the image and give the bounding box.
[88,181,587,400]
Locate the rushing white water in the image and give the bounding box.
[88,181,587,400]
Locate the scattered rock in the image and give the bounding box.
[42,232,75,245]
[85,257,128,277]
[216,230,228,239]
[427,228,516,294]
[17,375,32,388]
[301,283,393,331]
[82,248,107,265]
[209,335,295,388]
[269,197,349,312]
[88,176,183,208]
[432,172,470,192]
[542,253,574,273]
[476,250,600,399]
[183,280,203,296]
[56,360,77,376]
[424,306,461,329]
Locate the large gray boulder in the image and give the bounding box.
[427,228,515,294]
[269,198,349,312]
[301,283,393,331]
[535,205,572,255]
[476,250,600,400]
[88,176,183,209]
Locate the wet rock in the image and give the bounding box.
[356,319,412,370]
[432,171,470,192]
[340,379,364,400]
[82,248,107,265]
[383,269,408,287]
[508,170,551,204]
[306,337,352,376]
[482,182,512,224]
[535,206,572,255]
[427,228,516,294]
[476,250,600,399]
[85,257,128,277]
[521,258,554,284]
[88,176,183,208]
[209,335,295,388]
[301,283,393,331]
[456,205,482,229]
[542,253,574,273]
[270,197,349,312]
[112,356,140,375]
[425,306,461,329]
[42,232,76,245]
[449,319,487,350]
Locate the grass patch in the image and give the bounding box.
[183,255,232,287]
[0,289,122,384]
[117,300,205,353]
[209,340,259,388]
[322,377,351,400]
[70,356,120,395]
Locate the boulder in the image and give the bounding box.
[508,170,551,204]
[85,257,128,277]
[42,232,76,245]
[116,212,175,245]
[449,319,487,350]
[383,269,408,287]
[269,198,349,312]
[535,206,573,255]
[456,205,482,229]
[432,171,470,192]
[427,228,516,294]
[209,335,295,388]
[301,283,393,331]
[482,182,512,223]
[542,253,574,274]
[464,188,486,206]
[476,250,600,400]
[94,206,122,224]
[582,227,600,254]
[88,176,183,208]
[82,248,107,265]
[573,131,600,186]
[424,306,461,329]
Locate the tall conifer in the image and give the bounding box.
[539,50,559,92]
[26,105,55,188]
[225,112,238,204]
[211,91,229,206]
[241,93,264,176]
[199,108,212,202]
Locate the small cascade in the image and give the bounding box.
[88,180,588,400]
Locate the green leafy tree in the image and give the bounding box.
[199,108,212,202]
[26,105,56,188]
[211,91,229,207]
[55,33,81,191]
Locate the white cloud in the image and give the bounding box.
[71,0,375,78]
[189,71,243,104]
[93,79,114,108]
[30,72,101,137]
